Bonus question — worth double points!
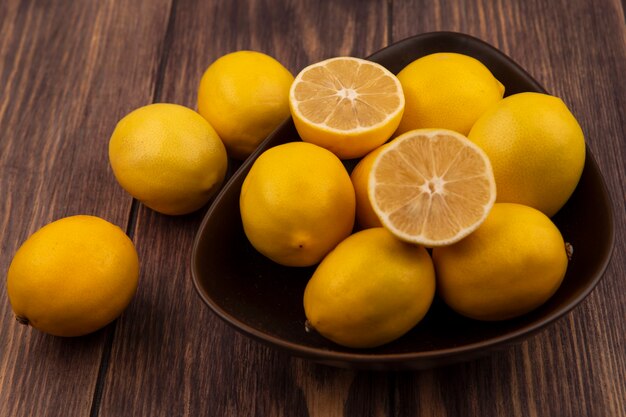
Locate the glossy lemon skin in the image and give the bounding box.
[350,145,385,229]
[240,142,355,267]
[109,103,227,215]
[433,203,568,321]
[198,51,294,160]
[396,52,505,136]
[7,215,140,337]
[468,92,585,217]
[304,228,435,348]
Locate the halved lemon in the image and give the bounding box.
[369,129,496,246]
[289,57,404,159]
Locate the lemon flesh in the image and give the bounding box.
[290,57,404,159]
[369,129,496,247]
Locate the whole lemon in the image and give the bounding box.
[304,228,435,348]
[240,142,355,267]
[433,203,568,321]
[468,92,585,217]
[198,51,294,159]
[6,216,139,337]
[350,145,385,229]
[109,103,227,215]
[396,52,504,135]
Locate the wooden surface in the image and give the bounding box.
[0,0,624,416]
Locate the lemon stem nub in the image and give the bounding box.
[304,320,315,333]
[565,242,574,261]
[15,315,29,326]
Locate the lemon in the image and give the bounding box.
[289,57,404,159]
[396,53,504,136]
[6,216,139,337]
[109,103,227,215]
[240,142,355,267]
[350,145,385,229]
[304,228,435,348]
[468,92,585,217]
[433,203,568,321]
[369,129,496,246]
[198,51,294,159]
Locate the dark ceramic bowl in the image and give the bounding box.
[191,32,615,370]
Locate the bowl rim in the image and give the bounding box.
[191,31,616,365]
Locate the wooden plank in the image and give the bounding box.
[0,1,172,416]
[391,0,626,416]
[98,0,392,416]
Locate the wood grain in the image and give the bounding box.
[1,0,624,416]
[0,0,172,416]
[392,0,626,416]
[97,1,391,416]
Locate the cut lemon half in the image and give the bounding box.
[369,129,496,246]
[289,57,404,159]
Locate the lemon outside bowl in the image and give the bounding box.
[191,32,615,370]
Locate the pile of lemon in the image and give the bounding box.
[5,52,293,336]
[241,53,585,348]
[6,50,584,346]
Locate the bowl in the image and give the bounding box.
[191,32,615,370]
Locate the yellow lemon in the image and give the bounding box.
[396,53,504,135]
[109,103,227,215]
[6,215,139,337]
[289,57,404,159]
[468,92,585,217]
[304,228,435,348]
[350,145,385,229]
[433,203,568,321]
[240,142,355,267]
[198,51,294,159]
[369,129,496,246]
